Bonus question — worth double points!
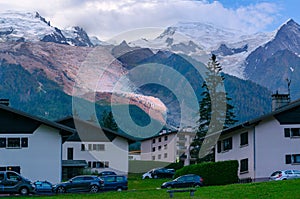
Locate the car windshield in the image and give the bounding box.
[271,171,281,176]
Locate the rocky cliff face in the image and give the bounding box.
[244,19,300,98]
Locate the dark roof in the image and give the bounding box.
[62,160,87,167]
[0,104,75,137]
[220,98,300,136]
[140,126,178,141]
[56,116,137,143]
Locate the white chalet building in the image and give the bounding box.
[58,116,136,179]
[0,100,74,183]
[216,94,300,182]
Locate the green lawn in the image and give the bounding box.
[7,177,300,199]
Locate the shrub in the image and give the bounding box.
[174,160,238,186]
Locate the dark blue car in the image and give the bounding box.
[52,175,104,193]
[34,181,53,193]
[101,175,128,191]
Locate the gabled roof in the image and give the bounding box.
[56,116,137,143]
[221,98,300,136]
[0,104,75,137]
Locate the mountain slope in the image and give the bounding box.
[244,19,300,99]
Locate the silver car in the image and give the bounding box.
[270,170,300,180]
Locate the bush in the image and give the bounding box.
[174,160,238,186]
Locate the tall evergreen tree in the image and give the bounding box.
[190,54,238,163]
[101,110,118,132]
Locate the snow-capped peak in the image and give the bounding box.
[0,10,59,42]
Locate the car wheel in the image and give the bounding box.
[145,176,150,179]
[19,187,29,195]
[167,185,172,189]
[153,175,158,179]
[194,184,201,188]
[56,186,66,193]
[116,187,123,192]
[90,185,99,193]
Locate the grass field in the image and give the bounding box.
[6,175,300,199]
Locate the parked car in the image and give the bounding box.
[98,171,117,176]
[34,181,53,193]
[142,168,175,179]
[0,171,35,195]
[161,174,204,189]
[270,170,300,181]
[52,175,104,193]
[101,175,128,191]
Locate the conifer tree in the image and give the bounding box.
[101,110,118,132]
[190,54,238,163]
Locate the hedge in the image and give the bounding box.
[174,160,239,186]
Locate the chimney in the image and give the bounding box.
[272,91,290,111]
[0,99,9,106]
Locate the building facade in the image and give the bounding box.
[140,127,196,164]
[58,117,135,179]
[216,97,300,182]
[0,102,74,183]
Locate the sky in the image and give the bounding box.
[0,0,299,41]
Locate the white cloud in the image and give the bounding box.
[0,0,280,41]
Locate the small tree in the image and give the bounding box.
[191,54,237,163]
[101,110,118,132]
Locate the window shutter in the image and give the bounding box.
[0,138,6,148]
[21,138,28,148]
[284,128,290,137]
[286,155,292,164]
[217,141,221,153]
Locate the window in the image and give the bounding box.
[158,137,161,142]
[81,144,85,151]
[152,147,155,152]
[164,144,167,150]
[152,139,155,144]
[158,154,161,159]
[88,144,92,151]
[104,161,109,168]
[217,137,232,153]
[88,161,92,168]
[240,132,248,146]
[291,128,300,137]
[164,136,168,141]
[7,138,20,148]
[98,144,105,151]
[223,137,232,151]
[240,158,248,173]
[286,154,300,164]
[164,153,168,158]
[158,146,162,151]
[152,156,155,160]
[0,137,29,149]
[284,128,300,138]
[67,148,73,160]
[21,138,28,148]
[0,138,6,148]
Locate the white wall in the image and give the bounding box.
[215,128,254,180]
[0,125,62,183]
[140,133,177,163]
[255,117,300,180]
[63,136,129,174]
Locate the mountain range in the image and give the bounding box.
[0,11,299,135]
